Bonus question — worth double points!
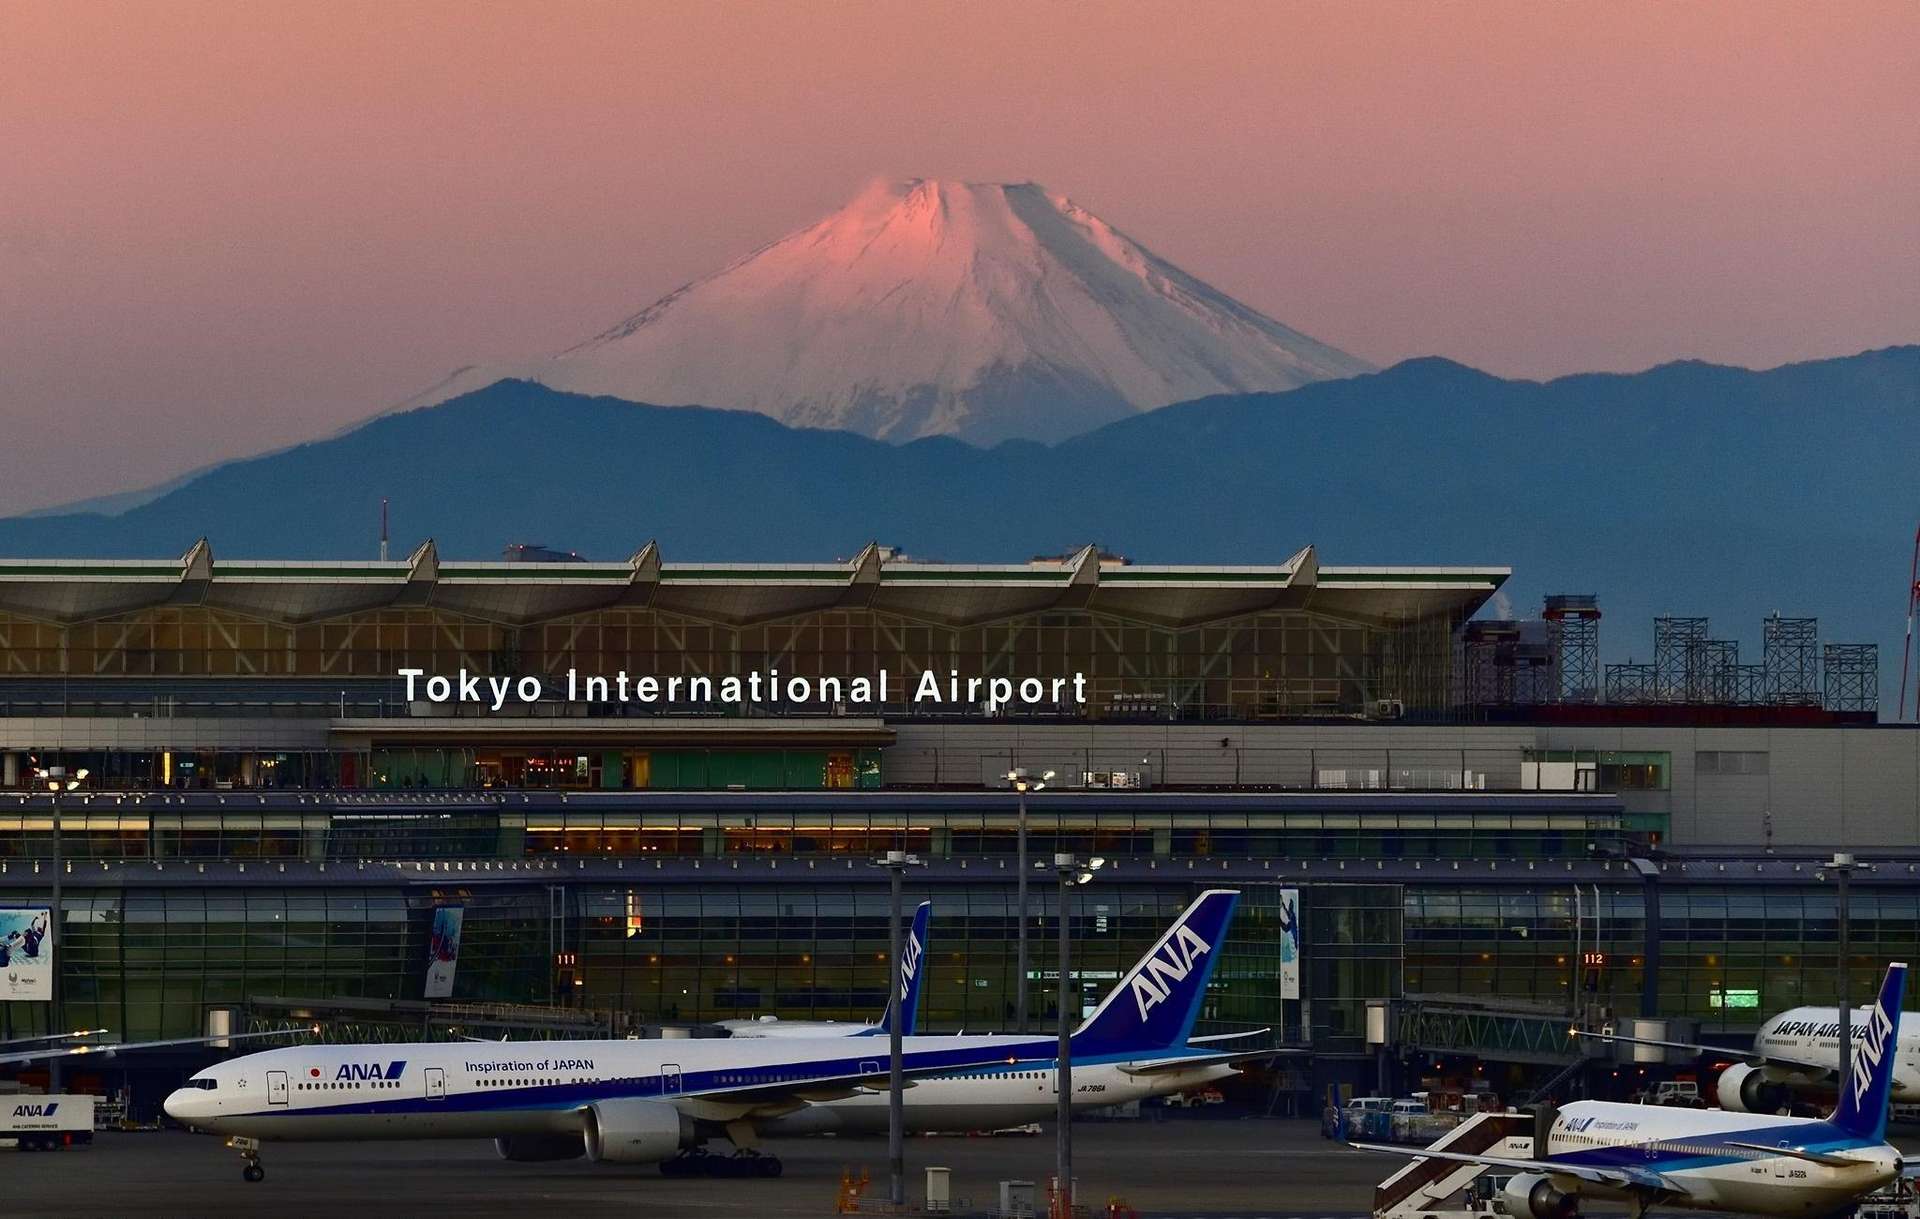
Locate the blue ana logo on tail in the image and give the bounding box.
[901,927,923,999]
[1832,961,1906,1141]
[1072,889,1239,1058]
[1129,924,1212,1021]
[866,900,932,1036]
[1853,1001,1895,1110]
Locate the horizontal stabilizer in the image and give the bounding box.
[1724,1141,1860,1168]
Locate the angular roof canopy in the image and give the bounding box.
[0,541,1507,629]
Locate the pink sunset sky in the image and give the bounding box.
[2,1,1916,515]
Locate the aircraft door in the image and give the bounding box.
[267,1070,289,1106]
[661,1064,682,1095]
[1774,1142,1789,1179]
[426,1067,446,1100]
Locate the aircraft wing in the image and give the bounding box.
[1572,1029,1831,1075]
[682,1051,1045,1107]
[1188,1027,1275,1045]
[0,1028,311,1068]
[1348,1141,1677,1194]
[1118,1046,1298,1076]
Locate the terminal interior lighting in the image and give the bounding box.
[1005,768,1055,793]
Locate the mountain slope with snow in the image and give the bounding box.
[406,179,1372,443]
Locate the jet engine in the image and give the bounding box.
[1715,1062,1791,1114]
[493,1133,585,1162]
[582,1099,699,1164]
[1502,1172,1578,1219]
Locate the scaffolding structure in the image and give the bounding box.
[1462,620,1555,706]
[1686,639,1738,703]
[1604,663,1658,703]
[1731,664,1770,705]
[1763,615,1821,705]
[1466,602,1877,716]
[1653,617,1710,702]
[1543,595,1601,703]
[1823,644,1879,713]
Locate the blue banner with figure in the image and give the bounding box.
[1278,889,1300,1000]
[0,908,53,1000]
[424,907,463,999]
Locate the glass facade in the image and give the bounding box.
[1656,886,1920,1030]
[0,801,1647,864]
[0,878,1907,1046]
[0,596,1471,718]
[1403,886,1645,1013]
[0,881,1288,1043]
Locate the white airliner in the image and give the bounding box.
[724,896,1262,1135]
[1356,962,1917,1219]
[719,901,931,1040]
[1584,1003,1920,1115]
[166,889,1266,1181]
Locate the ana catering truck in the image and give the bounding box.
[1,1095,95,1151]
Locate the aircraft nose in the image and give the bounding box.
[163,1087,200,1124]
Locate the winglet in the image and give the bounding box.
[1831,961,1907,1141]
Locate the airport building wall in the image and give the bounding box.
[5,717,1919,848]
[2,863,1913,1049]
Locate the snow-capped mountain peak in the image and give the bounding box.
[411,179,1372,444]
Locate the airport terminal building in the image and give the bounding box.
[2,543,1916,1106]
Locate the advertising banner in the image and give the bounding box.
[0,908,53,1001]
[1278,889,1300,1001]
[424,907,464,1000]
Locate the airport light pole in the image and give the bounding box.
[1831,852,1856,1101]
[47,788,61,1092]
[1052,852,1102,1219]
[872,848,921,1208]
[1007,769,1053,1034]
[36,770,83,1092]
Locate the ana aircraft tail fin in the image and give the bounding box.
[1069,890,1239,1058]
[1830,961,1907,1141]
[868,900,931,1035]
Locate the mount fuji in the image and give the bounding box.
[400,178,1372,444]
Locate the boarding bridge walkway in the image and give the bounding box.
[1391,994,1583,1067]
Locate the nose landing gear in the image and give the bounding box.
[228,1135,266,1182]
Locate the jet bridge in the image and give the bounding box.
[1392,996,1586,1068]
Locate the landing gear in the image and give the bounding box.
[721,1118,781,1177]
[657,1148,784,1178]
[660,1148,711,1178]
[228,1135,265,1183]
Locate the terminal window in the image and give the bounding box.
[1522,750,1669,792]
[1695,750,1769,776]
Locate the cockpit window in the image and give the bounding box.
[187,1078,217,1090]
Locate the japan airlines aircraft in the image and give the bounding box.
[1581,1003,1920,1115]
[719,901,930,1039]
[165,890,1246,1182]
[1356,962,1916,1219]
